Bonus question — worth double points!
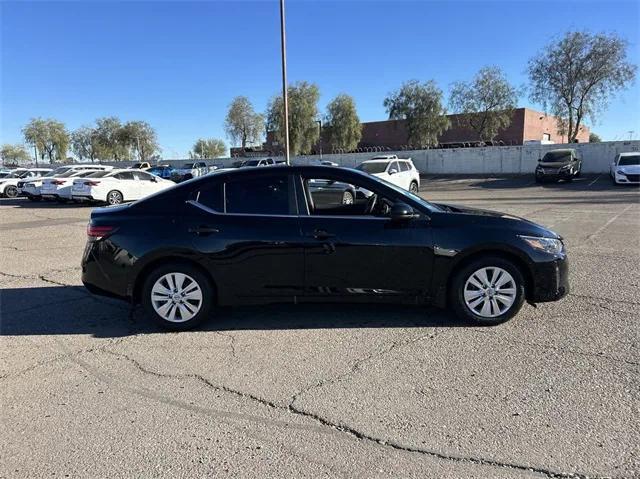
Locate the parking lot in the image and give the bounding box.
[1,174,638,478]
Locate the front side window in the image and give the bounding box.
[193,181,224,212]
[226,175,290,215]
[114,172,135,180]
[304,176,394,217]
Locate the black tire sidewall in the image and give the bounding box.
[410,181,418,193]
[141,263,214,331]
[5,186,18,198]
[450,256,526,326]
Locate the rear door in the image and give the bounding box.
[182,171,304,303]
[112,171,138,200]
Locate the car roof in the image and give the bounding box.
[618,152,639,157]
[545,148,575,153]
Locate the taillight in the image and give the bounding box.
[85,181,101,186]
[87,224,117,240]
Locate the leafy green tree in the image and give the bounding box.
[22,118,69,162]
[266,81,320,155]
[528,31,636,143]
[93,117,128,160]
[1,144,31,165]
[71,126,99,161]
[589,132,602,143]
[121,121,160,161]
[449,66,519,141]
[190,138,226,159]
[324,94,362,151]
[384,80,450,147]
[225,96,264,150]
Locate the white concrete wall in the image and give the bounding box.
[291,140,640,174]
[106,140,640,175]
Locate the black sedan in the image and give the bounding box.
[82,166,569,330]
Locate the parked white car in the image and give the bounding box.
[355,156,420,194]
[40,168,113,202]
[239,158,277,168]
[20,165,112,201]
[0,168,52,198]
[610,152,640,185]
[172,161,209,181]
[72,169,175,205]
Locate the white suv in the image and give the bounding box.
[356,156,420,193]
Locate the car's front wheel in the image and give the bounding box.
[409,181,419,194]
[141,262,214,331]
[450,256,526,325]
[4,185,18,198]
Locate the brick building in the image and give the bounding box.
[358,108,589,149]
[240,107,589,157]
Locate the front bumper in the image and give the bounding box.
[536,168,574,180]
[530,256,569,302]
[614,173,640,184]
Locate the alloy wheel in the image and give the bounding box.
[151,272,203,323]
[409,182,419,194]
[5,186,18,198]
[107,191,123,205]
[463,266,516,318]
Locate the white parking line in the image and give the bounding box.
[588,174,601,187]
[583,204,633,244]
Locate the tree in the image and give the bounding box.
[1,144,31,165]
[324,94,362,151]
[121,121,160,161]
[71,126,99,161]
[266,81,320,155]
[22,118,69,162]
[383,80,450,147]
[589,132,602,143]
[93,117,128,160]
[528,31,636,143]
[449,66,519,141]
[190,138,226,159]
[225,96,264,150]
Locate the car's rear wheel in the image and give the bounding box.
[4,185,18,198]
[409,181,419,194]
[450,256,526,325]
[141,262,214,331]
[106,190,123,205]
[342,190,354,205]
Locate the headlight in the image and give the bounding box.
[559,164,571,170]
[518,235,564,255]
[616,169,625,175]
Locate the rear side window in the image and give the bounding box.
[114,172,135,180]
[226,175,290,215]
[194,181,224,212]
[399,161,410,172]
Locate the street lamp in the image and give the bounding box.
[279,0,291,165]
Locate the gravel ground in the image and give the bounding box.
[1,174,638,479]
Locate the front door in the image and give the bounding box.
[297,172,434,301]
[182,172,304,303]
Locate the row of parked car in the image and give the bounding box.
[0,155,422,206]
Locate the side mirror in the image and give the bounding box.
[389,168,398,175]
[390,202,418,221]
[151,176,158,182]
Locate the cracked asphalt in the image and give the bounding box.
[1,175,638,478]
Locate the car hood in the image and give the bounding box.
[616,164,640,174]
[435,203,560,239]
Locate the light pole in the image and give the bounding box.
[279,0,291,165]
[316,120,322,159]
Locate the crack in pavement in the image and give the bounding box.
[288,330,440,409]
[215,331,238,360]
[91,348,591,479]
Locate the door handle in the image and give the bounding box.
[188,226,220,236]
[310,229,335,240]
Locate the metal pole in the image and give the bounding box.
[279,0,291,165]
[34,145,38,167]
[316,120,322,159]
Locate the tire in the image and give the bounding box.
[409,181,419,194]
[106,190,123,205]
[141,262,214,331]
[341,190,354,205]
[534,175,544,184]
[4,185,18,198]
[450,256,526,326]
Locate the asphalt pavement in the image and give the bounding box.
[1,174,638,478]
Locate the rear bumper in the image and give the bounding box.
[530,256,569,302]
[81,240,130,300]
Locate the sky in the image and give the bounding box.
[1,0,639,158]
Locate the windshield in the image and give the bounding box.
[51,167,71,176]
[541,151,572,162]
[184,163,194,168]
[58,170,79,178]
[356,162,389,174]
[618,154,640,166]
